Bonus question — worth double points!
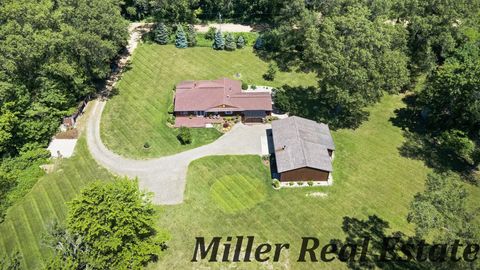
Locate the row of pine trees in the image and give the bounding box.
[152,23,246,50]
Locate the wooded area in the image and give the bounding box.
[1,0,479,268]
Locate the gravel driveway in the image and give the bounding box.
[87,101,269,204]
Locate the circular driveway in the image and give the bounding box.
[87,100,269,204]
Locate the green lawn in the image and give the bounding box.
[100,44,317,158]
[149,94,441,269]
[0,138,116,269]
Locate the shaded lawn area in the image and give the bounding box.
[0,138,116,269]
[100,44,317,158]
[149,95,463,269]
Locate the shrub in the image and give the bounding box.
[297,181,304,186]
[205,26,217,40]
[187,24,197,47]
[177,127,192,144]
[223,122,230,128]
[175,24,188,48]
[307,181,314,186]
[167,114,175,125]
[288,182,294,186]
[263,63,278,81]
[143,142,150,149]
[251,85,257,90]
[236,35,245,49]
[272,179,280,189]
[212,30,225,50]
[241,81,248,90]
[167,103,174,114]
[225,33,236,51]
[254,36,265,50]
[262,155,270,161]
[153,23,169,45]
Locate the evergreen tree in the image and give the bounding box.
[212,30,225,50]
[154,22,169,45]
[175,24,188,48]
[253,36,265,50]
[187,24,197,47]
[236,35,245,49]
[225,33,236,51]
[263,62,278,81]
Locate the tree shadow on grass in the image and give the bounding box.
[390,95,478,184]
[333,215,430,270]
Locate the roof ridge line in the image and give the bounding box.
[293,117,308,167]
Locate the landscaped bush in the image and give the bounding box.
[223,122,230,128]
[263,63,278,81]
[307,181,314,186]
[297,181,304,186]
[272,179,280,189]
[251,85,257,90]
[236,35,245,49]
[288,182,294,186]
[177,127,192,144]
[143,142,150,149]
[205,27,216,40]
[167,114,175,125]
[262,155,270,161]
[241,81,248,90]
[225,33,236,51]
[212,30,225,50]
[167,103,174,114]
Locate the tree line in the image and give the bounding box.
[0,0,128,219]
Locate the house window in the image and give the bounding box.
[180,111,188,116]
[225,111,233,115]
[195,111,205,117]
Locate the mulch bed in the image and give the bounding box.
[55,129,79,139]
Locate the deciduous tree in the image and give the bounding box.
[46,179,169,269]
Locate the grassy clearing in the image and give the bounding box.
[100,44,316,158]
[0,138,115,269]
[149,94,442,269]
[210,174,267,214]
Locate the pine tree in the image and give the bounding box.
[212,30,225,50]
[153,23,169,45]
[187,25,197,47]
[225,33,236,51]
[175,24,188,48]
[253,36,265,50]
[236,35,245,49]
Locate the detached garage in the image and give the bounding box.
[271,116,335,183]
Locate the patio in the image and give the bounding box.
[174,116,224,128]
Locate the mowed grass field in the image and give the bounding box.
[149,94,479,270]
[100,44,317,158]
[0,138,116,269]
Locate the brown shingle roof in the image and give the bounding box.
[174,78,272,112]
[272,116,335,173]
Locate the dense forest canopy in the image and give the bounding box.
[0,0,128,219]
